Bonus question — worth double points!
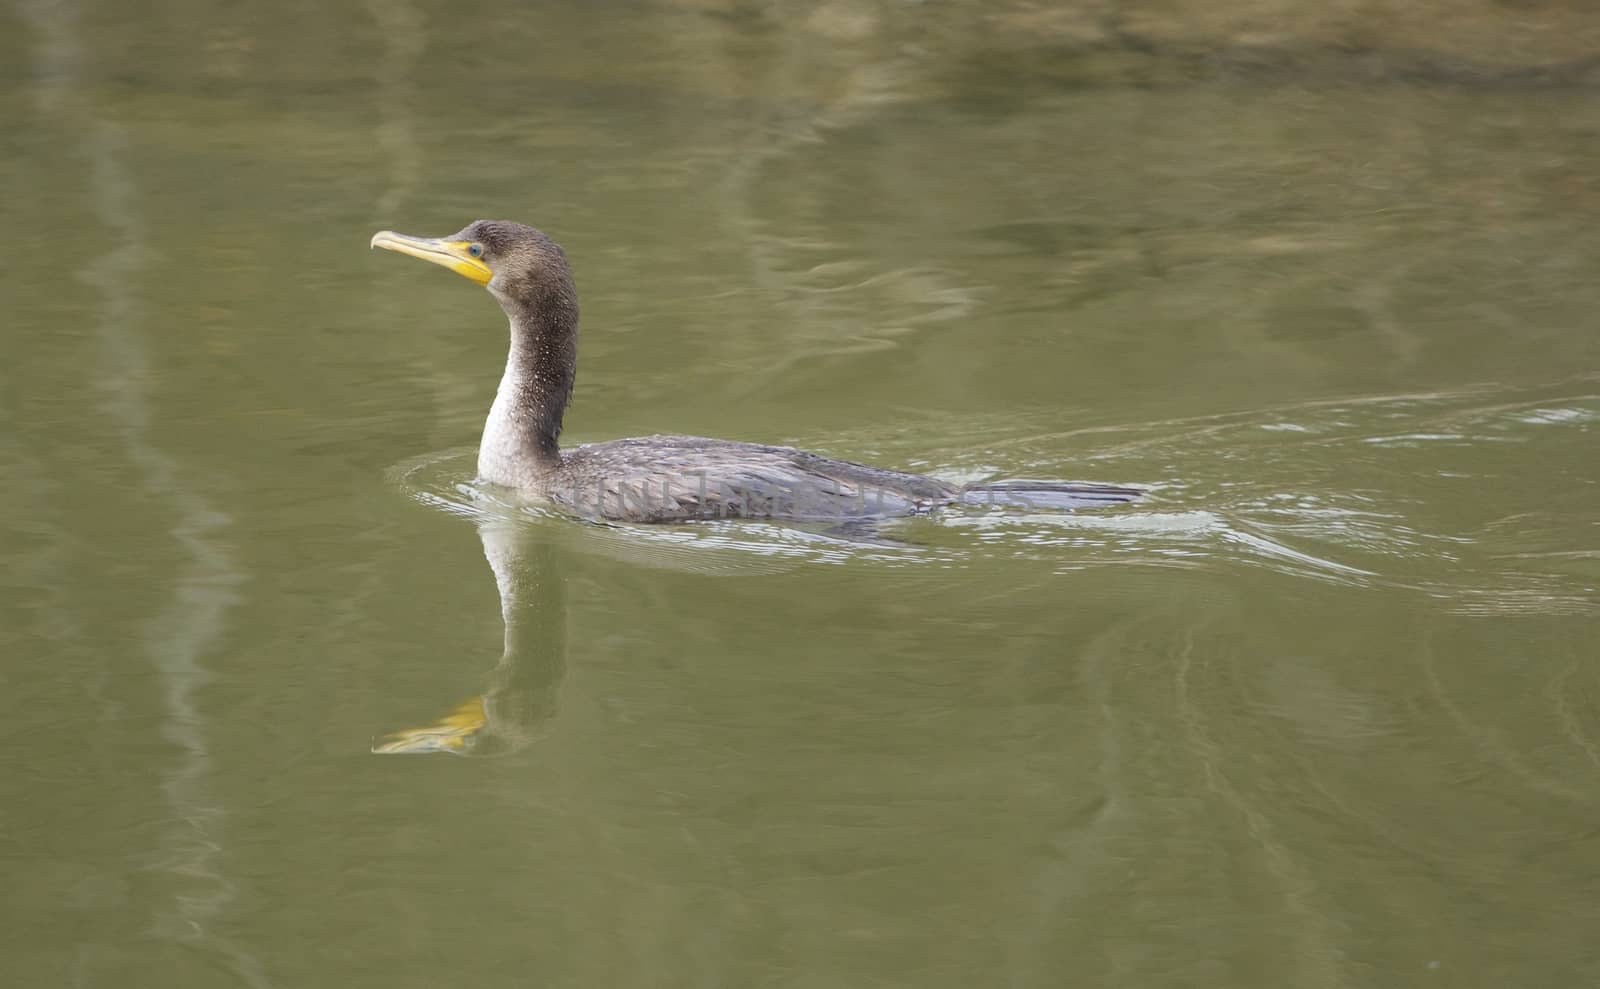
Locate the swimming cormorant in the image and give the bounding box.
[371,220,1140,523]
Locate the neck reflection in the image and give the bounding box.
[374,517,568,755]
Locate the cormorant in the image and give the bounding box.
[371,220,1140,523]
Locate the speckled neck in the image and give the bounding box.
[477,295,577,487]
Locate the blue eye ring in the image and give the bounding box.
[467,243,484,258]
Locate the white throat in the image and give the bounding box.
[477,334,532,486]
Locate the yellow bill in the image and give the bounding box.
[370,230,492,285]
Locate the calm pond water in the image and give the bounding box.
[3,2,1598,986]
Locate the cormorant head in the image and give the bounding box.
[370,219,575,315]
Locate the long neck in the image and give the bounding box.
[478,296,577,486]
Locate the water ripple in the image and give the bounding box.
[388,380,1598,618]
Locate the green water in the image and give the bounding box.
[3,2,1598,986]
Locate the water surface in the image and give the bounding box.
[3,2,1598,986]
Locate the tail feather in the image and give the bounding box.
[960,480,1142,511]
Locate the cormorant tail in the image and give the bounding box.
[959,480,1142,511]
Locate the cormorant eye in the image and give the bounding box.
[467,243,485,258]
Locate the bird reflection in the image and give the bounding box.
[374,516,567,755]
